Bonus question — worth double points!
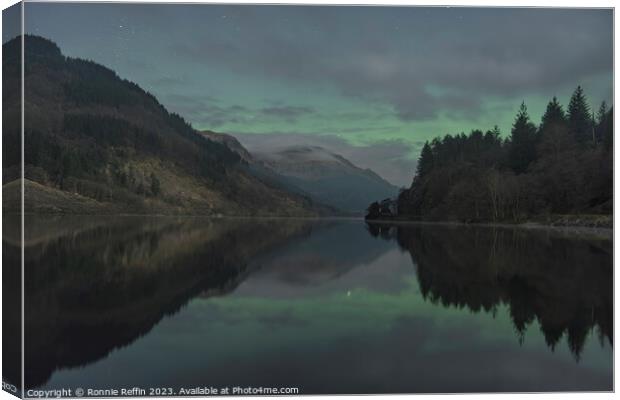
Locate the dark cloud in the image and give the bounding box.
[260,105,315,121]
[162,93,317,127]
[162,94,250,127]
[235,132,418,187]
[149,76,188,88]
[166,7,612,121]
[24,4,612,123]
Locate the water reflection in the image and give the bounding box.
[10,216,612,393]
[368,222,612,359]
[16,216,321,389]
[3,216,22,392]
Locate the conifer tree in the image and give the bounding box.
[594,101,609,144]
[538,97,571,158]
[597,101,608,124]
[415,141,434,180]
[603,106,613,151]
[567,86,592,144]
[540,96,566,133]
[509,102,538,174]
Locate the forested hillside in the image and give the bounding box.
[369,87,613,223]
[2,36,320,216]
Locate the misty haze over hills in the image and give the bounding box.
[254,145,399,213]
[201,131,399,214]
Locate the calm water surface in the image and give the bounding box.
[5,216,613,393]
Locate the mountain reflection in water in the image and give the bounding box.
[5,216,611,393]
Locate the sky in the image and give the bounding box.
[13,3,614,186]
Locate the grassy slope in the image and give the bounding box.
[4,179,117,214]
[5,165,317,217]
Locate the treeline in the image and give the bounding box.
[387,86,613,222]
[22,112,239,203]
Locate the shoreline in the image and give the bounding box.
[5,212,365,221]
[365,217,613,239]
[5,212,613,238]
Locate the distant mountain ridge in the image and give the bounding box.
[254,145,387,182]
[200,133,398,214]
[254,145,399,213]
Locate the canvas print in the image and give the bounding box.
[1,2,614,397]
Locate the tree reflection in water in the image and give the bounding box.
[6,216,612,391]
[367,222,612,360]
[8,216,316,389]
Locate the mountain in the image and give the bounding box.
[253,145,399,214]
[200,130,253,163]
[197,131,399,214]
[2,36,321,216]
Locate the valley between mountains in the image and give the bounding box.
[3,36,398,217]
